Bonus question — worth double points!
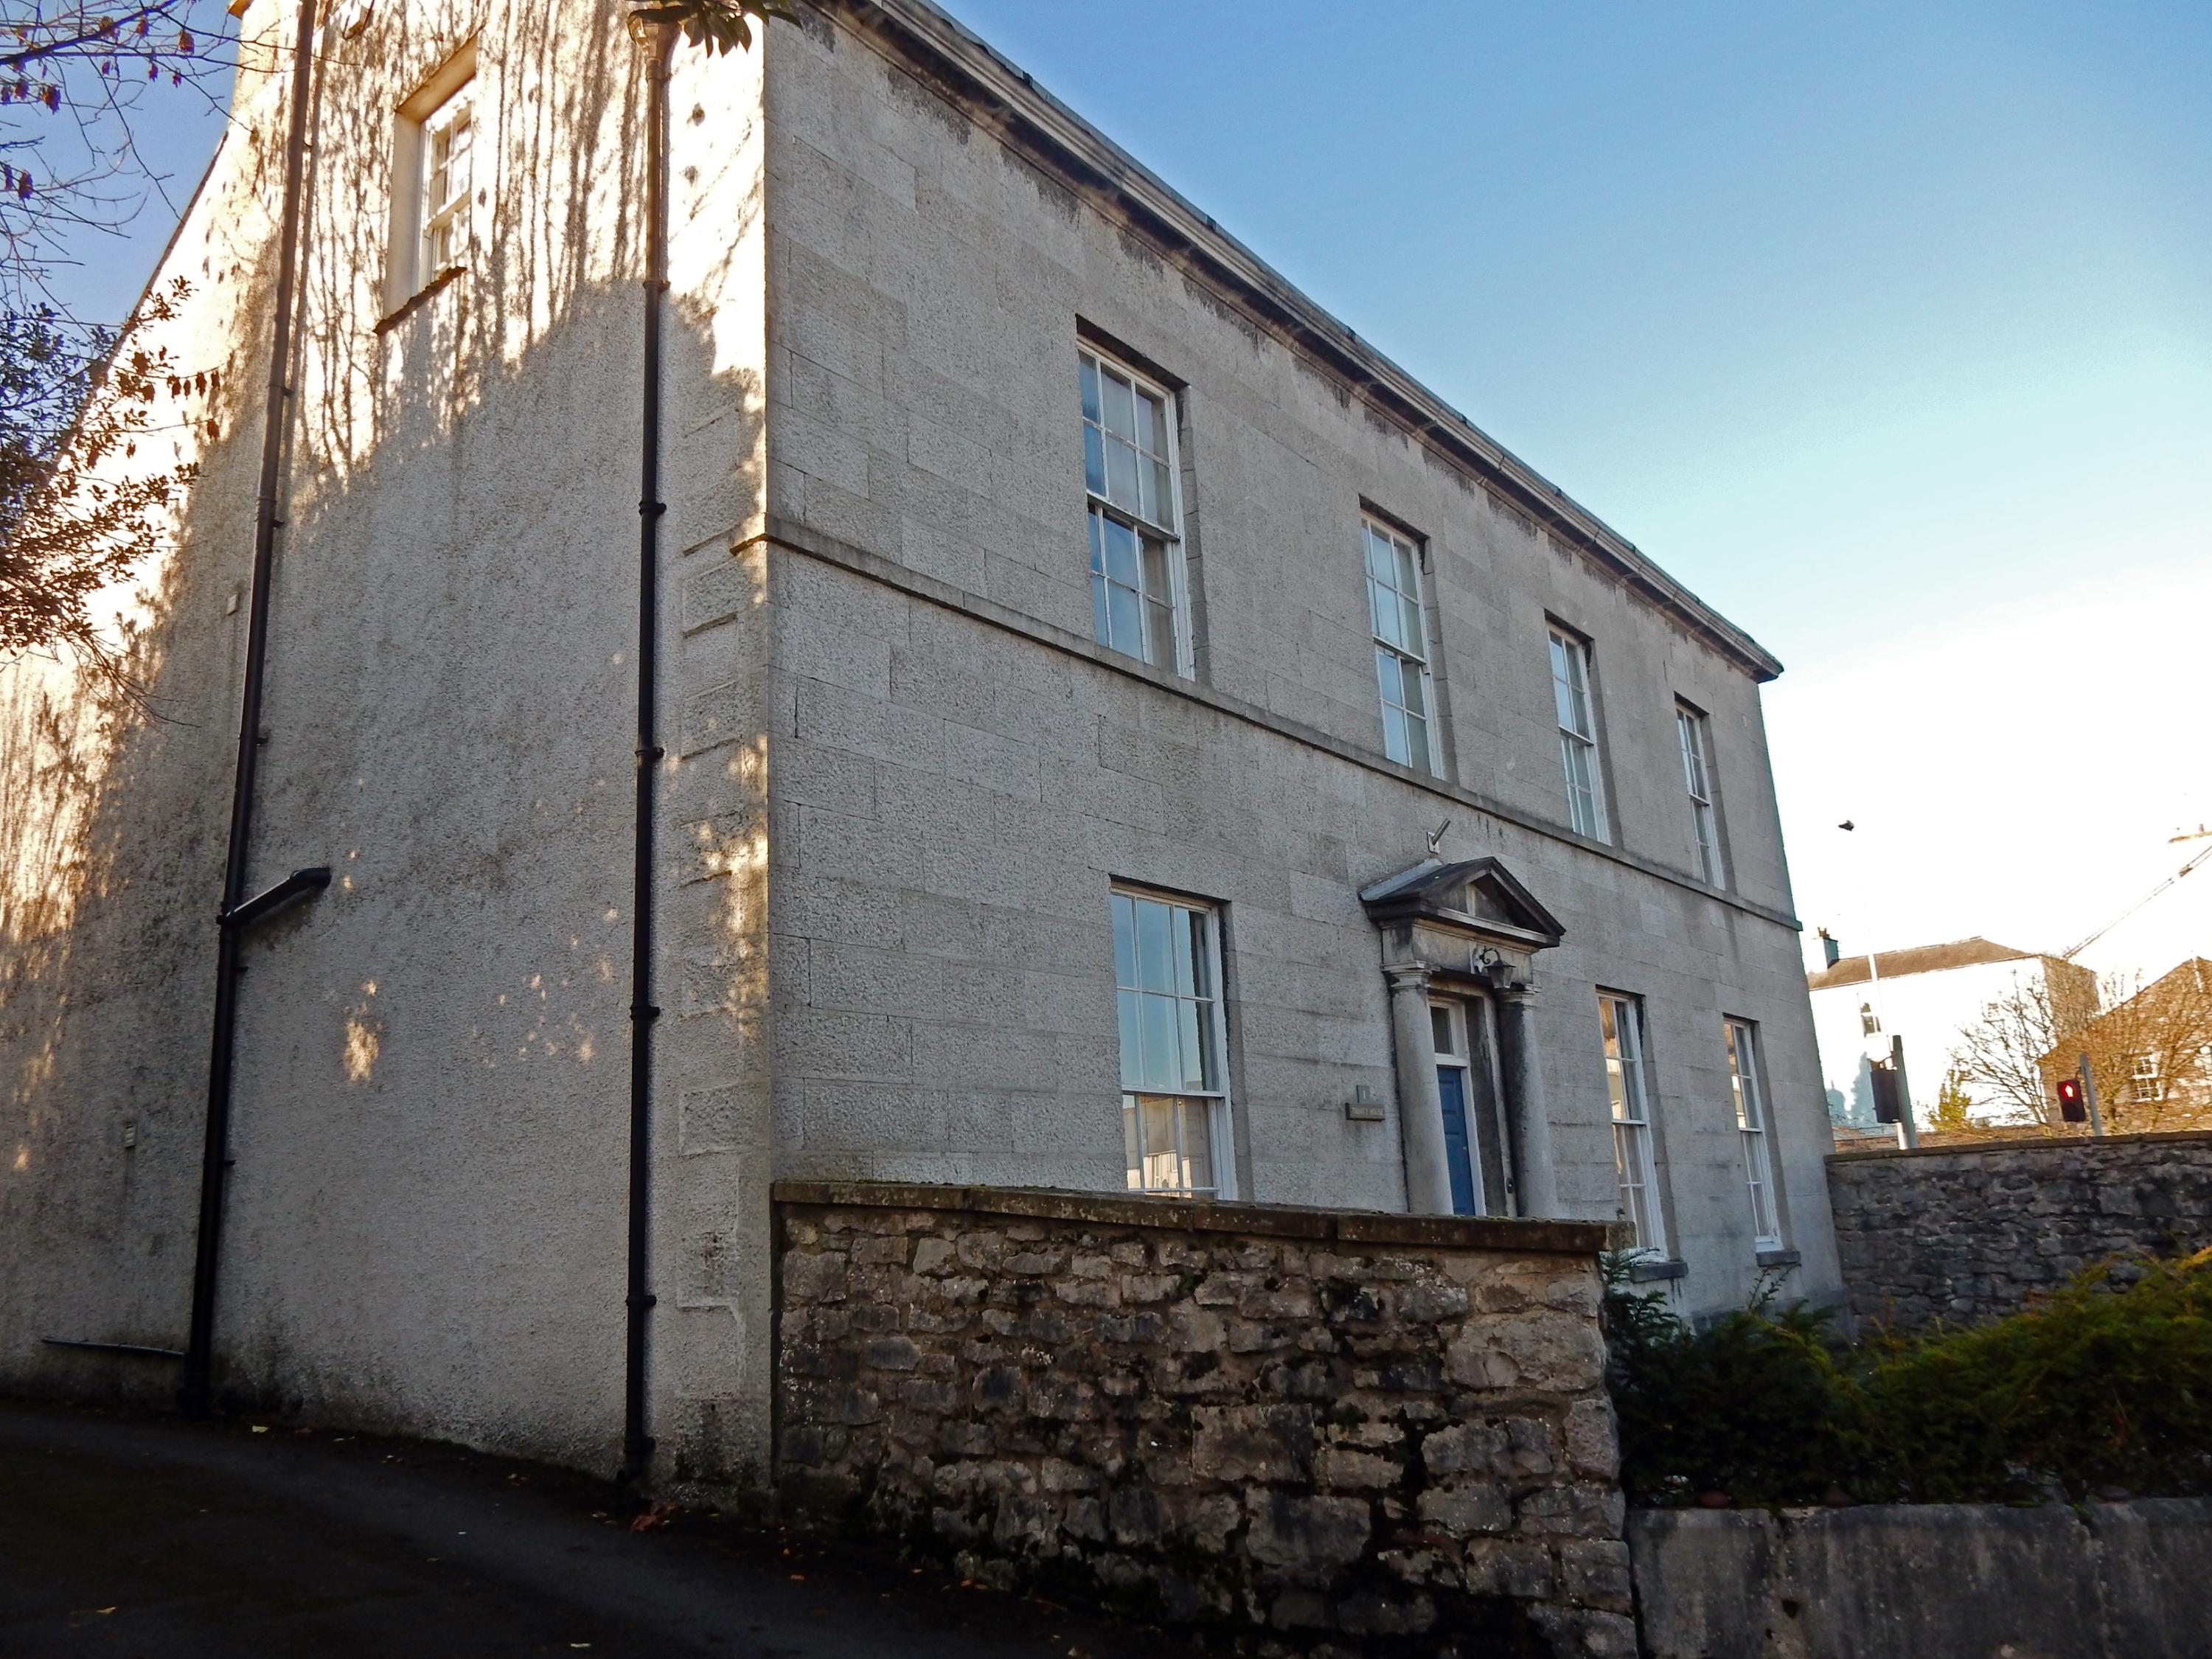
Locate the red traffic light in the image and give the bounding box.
[2056,1077,2087,1122]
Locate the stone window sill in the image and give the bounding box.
[1756,1248,1803,1268]
[1627,1256,1688,1283]
[373,264,466,335]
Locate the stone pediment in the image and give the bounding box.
[1359,858,1566,952]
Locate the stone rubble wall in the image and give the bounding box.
[1630,1500,2212,1659]
[771,1181,1632,1658]
[1825,1130,2212,1328]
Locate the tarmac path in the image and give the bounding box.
[0,1397,1192,1659]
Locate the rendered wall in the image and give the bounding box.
[775,1180,1635,1658]
[754,0,1838,1316]
[1826,1130,2212,1326]
[0,0,778,1484]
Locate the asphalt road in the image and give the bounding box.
[0,1397,1197,1658]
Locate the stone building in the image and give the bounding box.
[0,0,1835,1486]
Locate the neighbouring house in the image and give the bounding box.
[0,0,1837,1489]
[2039,958,2212,1133]
[1806,938,2095,1130]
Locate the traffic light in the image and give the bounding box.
[2056,1077,2087,1123]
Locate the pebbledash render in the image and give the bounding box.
[0,0,1837,1484]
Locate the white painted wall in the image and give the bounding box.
[1811,954,2077,1126]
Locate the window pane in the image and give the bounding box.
[1148,455,1175,530]
[1176,998,1206,1091]
[1101,370,1135,442]
[1080,356,1101,425]
[1084,423,1105,498]
[1117,989,1143,1088]
[1106,433,1141,511]
[1143,593,1175,667]
[1380,701,1408,765]
[1135,897,1175,992]
[1403,706,1430,773]
[1141,536,1172,605]
[1368,577,1400,650]
[1096,512,1139,587]
[1138,992,1178,1091]
[1092,574,1110,650]
[1105,580,1144,656]
[1132,387,1158,459]
[1399,592,1425,656]
[1431,1006,1455,1055]
[1112,892,1137,987]
[1169,905,1199,997]
[1124,1096,1144,1189]
[1396,655,1427,717]
[1180,1099,1215,1192]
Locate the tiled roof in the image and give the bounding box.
[1807,936,2035,991]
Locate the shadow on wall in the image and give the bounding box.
[0,0,771,1409]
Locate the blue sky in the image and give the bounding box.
[70,0,2212,979]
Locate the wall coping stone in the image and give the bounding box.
[1828,1127,2212,1164]
[771,1179,1622,1254]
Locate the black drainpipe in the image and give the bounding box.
[619,15,675,1489]
[178,0,322,1419]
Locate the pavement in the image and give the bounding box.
[0,1397,1201,1658]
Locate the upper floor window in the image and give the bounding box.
[1599,992,1664,1254]
[1725,1019,1782,1249]
[1549,629,1607,838]
[420,83,474,277]
[1364,518,1435,773]
[1113,887,1228,1197]
[388,42,479,310]
[1081,349,1188,675]
[2129,1052,2165,1103]
[1676,706,1722,885]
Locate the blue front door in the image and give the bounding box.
[1437,1065,1478,1216]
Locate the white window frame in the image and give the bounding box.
[1599,992,1665,1256]
[1365,517,1437,773]
[1676,705,1722,886]
[386,41,479,312]
[1081,348,1192,678]
[2129,1051,2165,1103]
[419,84,474,279]
[1113,885,1232,1198]
[1725,1018,1783,1250]
[1549,628,1608,840]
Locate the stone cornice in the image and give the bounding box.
[810,0,1785,685]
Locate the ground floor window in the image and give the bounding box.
[1599,992,1665,1254]
[1113,886,1228,1197]
[1725,1018,1782,1249]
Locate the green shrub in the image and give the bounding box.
[1604,1248,2212,1507]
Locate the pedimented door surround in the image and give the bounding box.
[1360,858,1566,1217]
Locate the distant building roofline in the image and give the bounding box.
[1808,936,2048,991]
